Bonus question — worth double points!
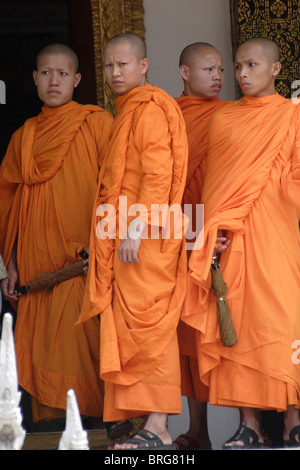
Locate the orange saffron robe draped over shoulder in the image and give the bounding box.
[182,94,300,411]
[78,83,188,421]
[0,101,113,420]
[175,95,230,402]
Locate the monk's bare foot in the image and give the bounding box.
[223,422,265,448]
[223,408,265,448]
[283,405,300,444]
[108,412,172,450]
[181,399,211,449]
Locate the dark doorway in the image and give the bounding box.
[0,0,97,162]
[0,0,99,434]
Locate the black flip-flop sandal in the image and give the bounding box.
[222,422,266,449]
[113,429,177,450]
[284,425,300,448]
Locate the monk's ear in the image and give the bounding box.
[272,61,281,77]
[140,58,149,75]
[179,65,189,81]
[33,70,38,86]
[74,73,81,88]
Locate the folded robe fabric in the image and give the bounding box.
[0,100,113,419]
[175,95,230,216]
[79,84,188,416]
[182,93,300,411]
[175,95,230,400]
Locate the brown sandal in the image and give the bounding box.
[105,419,134,440]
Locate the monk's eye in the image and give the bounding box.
[105,63,112,68]
[249,62,256,67]
[235,65,240,70]
[120,62,127,66]
[41,70,50,75]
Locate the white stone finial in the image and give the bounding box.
[0,313,26,450]
[58,389,89,450]
[0,80,6,105]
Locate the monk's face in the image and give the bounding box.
[33,54,81,107]
[235,43,281,97]
[104,41,149,95]
[180,49,224,98]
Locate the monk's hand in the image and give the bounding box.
[118,218,146,264]
[214,229,231,255]
[77,246,89,274]
[118,236,141,264]
[82,259,89,275]
[1,261,19,302]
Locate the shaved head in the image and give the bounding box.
[103,33,149,95]
[179,42,219,67]
[36,43,79,72]
[237,37,280,63]
[235,36,281,97]
[104,33,146,61]
[178,41,224,98]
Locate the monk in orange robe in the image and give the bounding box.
[182,37,300,448]
[78,33,188,449]
[174,42,230,450]
[0,44,113,424]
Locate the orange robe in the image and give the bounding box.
[78,83,188,421]
[0,101,113,421]
[175,95,230,402]
[182,93,300,411]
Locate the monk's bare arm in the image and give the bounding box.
[1,240,19,301]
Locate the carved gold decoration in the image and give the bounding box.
[90,0,145,115]
[230,0,300,99]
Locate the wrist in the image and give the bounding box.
[128,218,146,239]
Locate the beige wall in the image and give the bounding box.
[143,0,239,449]
[143,0,236,100]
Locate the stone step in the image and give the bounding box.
[22,429,110,450]
[22,418,143,450]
